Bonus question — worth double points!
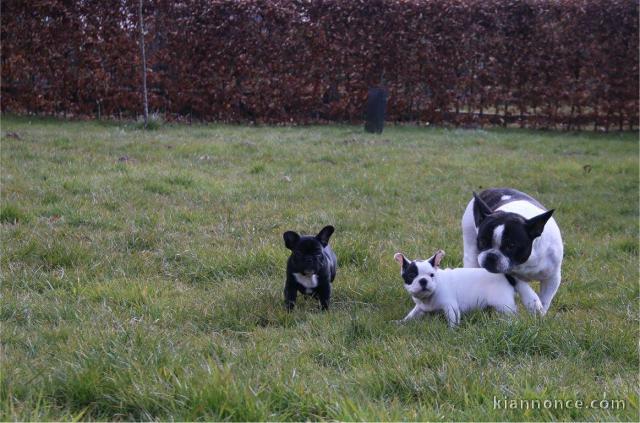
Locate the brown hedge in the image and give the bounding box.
[2,0,638,129]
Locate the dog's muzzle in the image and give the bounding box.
[414,287,433,299]
[479,251,510,273]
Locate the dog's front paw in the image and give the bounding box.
[526,297,545,316]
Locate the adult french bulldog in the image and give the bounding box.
[283,225,337,311]
[461,188,563,314]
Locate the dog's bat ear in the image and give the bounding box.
[525,209,554,239]
[428,250,445,269]
[316,225,334,247]
[283,231,300,250]
[473,191,493,225]
[394,252,409,269]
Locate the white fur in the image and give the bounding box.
[293,273,318,294]
[492,224,505,246]
[401,260,517,328]
[461,199,481,268]
[461,198,563,314]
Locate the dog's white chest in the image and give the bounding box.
[293,273,318,293]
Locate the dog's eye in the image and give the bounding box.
[505,242,517,250]
[429,273,434,277]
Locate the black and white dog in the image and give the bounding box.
[395,250,526,327]
[283,225,337,311]
[461,188,563,314]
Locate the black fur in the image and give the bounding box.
[473,188,546,227]
[473,188,555,272]
[283,225,337,311]
[401,261,418,285]
[476,212,534,269]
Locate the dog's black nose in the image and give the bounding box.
[484,254,499,273]
[419,278,427,288]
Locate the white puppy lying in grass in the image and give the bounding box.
[394,250,537,327]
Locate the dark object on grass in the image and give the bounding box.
[364,87,387,134]
[118,155,137,164]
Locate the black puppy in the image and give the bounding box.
[283,225,337,311]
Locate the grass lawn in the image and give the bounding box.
[1,115,638,421]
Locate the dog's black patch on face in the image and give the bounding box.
[477,213,535,266]
[476,212,506,251]
[401,262,419,285]
[500,221,536,265]
[474,188,546,227]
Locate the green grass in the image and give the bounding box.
[1,115,638,421]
